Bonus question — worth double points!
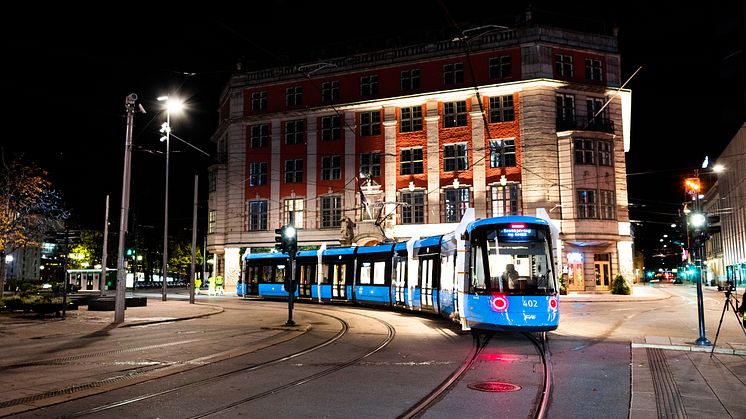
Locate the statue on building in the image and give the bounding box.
[340,216,356,245]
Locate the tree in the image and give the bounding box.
[67,230,103,270]
[611,273,631,295]
[168,238,204,280]
[0,151,68,294]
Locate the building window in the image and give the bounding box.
[320,115,341,141]
[360,111,381,136]
[574,138,613,167]
[285,120,304,145]
[360,75,379,97]
[217,138,227,163]
[321,81,340,102]
[444,143,468,172]
[320,195,342,228]
[577,190,597,219]
[284,198,304,228]
[598,140,612,166]
[586,97,610,131]
[251,91,267,111]
[585,58,603,81]
[556,94,576,129]
[600,190,615,220]
[285,159,303,183]
[286,86,303,106]
[443,62,464,85]
[208,171,216,192]
[489,56,511,79]
[400,106,423,132]
[555,54,573,78]
[444,188,471,223]
[443,100,467,128]
[490,184,520,217]
[208,210,216,234]
[360,152,381,177]
[321,156,341,180]
[250,124,269,148]
[400,147,423,175]
[488,95,514,123]
[400,190,425,224]
[247,200,268,231]
[249,162,267,186]
[489,139,516,168]
[401,69,421,91]
[574,139,595,165]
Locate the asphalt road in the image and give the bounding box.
[2,284,744,418]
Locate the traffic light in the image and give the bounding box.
[274,225,298,255]
[275,227,285,252]
[283,225,297,256]
[706,215,721,235]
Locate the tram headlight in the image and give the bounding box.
[490,295,508,312]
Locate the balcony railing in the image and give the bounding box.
[556,116,615,133]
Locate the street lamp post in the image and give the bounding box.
[157,95,182,302]
[684,174,711,346]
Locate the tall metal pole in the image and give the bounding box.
[694,193,711,346]
[189,175,198,304]
[162,109,170,302]
[100,194,109,295]
[115,94,137,323]
[62,221,69,318]
[203,236,207,285]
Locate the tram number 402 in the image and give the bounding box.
[522,299,538,308]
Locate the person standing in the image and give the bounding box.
[194,278,202,295]
[207,276,216,296]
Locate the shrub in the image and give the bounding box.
[611,274,631,295]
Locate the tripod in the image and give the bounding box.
[710,286,746,357]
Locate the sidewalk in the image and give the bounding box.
[561,283,746,418]
[561,282,672,302]
[60,298,224,327]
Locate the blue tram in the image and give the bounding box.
[241,215,559,332]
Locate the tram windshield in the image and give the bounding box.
[471,225,557,295]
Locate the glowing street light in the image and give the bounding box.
[157,95,183,302]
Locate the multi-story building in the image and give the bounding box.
[208,22,633,292]
[715,123,746,286]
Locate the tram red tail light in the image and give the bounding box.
[549,297,558,310]
[490,295,508,312]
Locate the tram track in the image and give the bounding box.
[47,307,396,419]
[523,332,552,419]
[0,307,343,417]
[397,331,493,419]
[397,331,552,419]
[185,308,396,418]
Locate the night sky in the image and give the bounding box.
[1,2,739,260]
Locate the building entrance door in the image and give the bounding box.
[593,260,611,289]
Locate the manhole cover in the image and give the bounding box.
[467,381,522,392]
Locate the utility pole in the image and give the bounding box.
[189,175,198,304]
[100,194,109,296]
[115,94,138,323]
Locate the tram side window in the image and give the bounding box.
[261,266,272,282]
[322,264,333,284]
[360,262,372,285]
[274,265,286,283]
[373,261,386,285]
[472,246,487,291]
